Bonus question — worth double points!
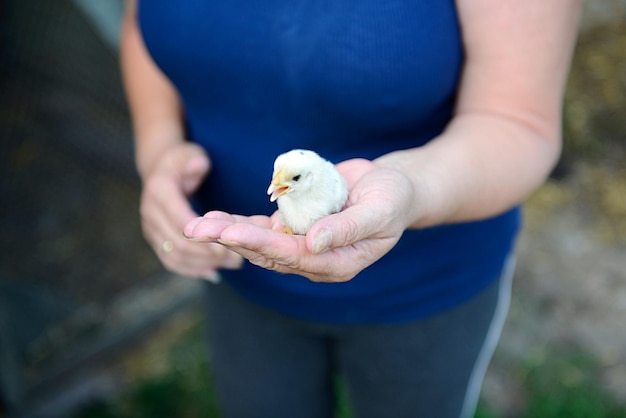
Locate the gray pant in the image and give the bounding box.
[203,259,514,418]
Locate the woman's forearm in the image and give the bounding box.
[375,112,560,229]
[376,0,580,230]
[120,0,185,180]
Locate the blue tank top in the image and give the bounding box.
[138,0,520,324]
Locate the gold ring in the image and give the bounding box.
[162,240,174,253]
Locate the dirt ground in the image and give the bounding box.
[482,165,626,414]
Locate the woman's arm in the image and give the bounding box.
[120,0,186,179]
[120,0,242,279]
[376,0,581,228]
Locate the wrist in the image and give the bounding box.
[135,136,186,183]
[374,150,443,230]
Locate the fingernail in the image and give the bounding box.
[183,235,215,243]
[312,228,332,254]
[183,218,203,236]
[202,274,222,284]
[217,238,240,247]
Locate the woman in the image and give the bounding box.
[121,1,579,416]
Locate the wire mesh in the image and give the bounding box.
[0,0,196,415]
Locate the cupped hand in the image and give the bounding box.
[183,158,417,283]
[140,142,243,281]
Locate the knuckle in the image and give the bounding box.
[339,217,362,246]
[248,255,278,271]
[281,254,303,270]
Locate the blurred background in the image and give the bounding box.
[1,0,625,417]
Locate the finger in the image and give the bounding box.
[305,203,385,254]
[146,179,227,258]
[181,153,210,195]
[159,238,243,277]
[141,193,198,257]
[199,242,244,270]
[162,182,202,228]
[183,211,273,240]
[202,274,223,284]
[218,221,302,254]
[217,223,357,280]
[220,249,245,269]
[218,222,308,269]
[219,241,357,283]
[335,158,377,185]
[145,201,241,273]
[142,173,199,233]
[140,147,243,276]
[183,211,236,241]
[306,166,412,254]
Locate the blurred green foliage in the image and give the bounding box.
[518,350,626,418]
[72,317,221,418]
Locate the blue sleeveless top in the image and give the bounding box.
[138,0,520,324]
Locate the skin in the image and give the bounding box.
[122,0,581,283]
[121,0,243,280]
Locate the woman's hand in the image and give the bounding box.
[140,142,243,281]
[183,158,418,283]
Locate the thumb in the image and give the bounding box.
[181,153,210,195]
[307,205,378,254]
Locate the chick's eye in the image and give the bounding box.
[292,175,301,182]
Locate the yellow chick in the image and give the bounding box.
[267,149,348,235]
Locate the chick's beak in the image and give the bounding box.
[267,169,289,202]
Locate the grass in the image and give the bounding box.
[515,352,626,418]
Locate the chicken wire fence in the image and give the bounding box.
[0,1,199,416]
